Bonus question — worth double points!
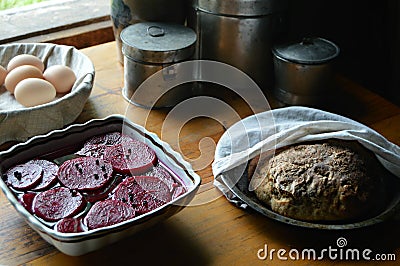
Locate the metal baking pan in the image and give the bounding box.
[221,162,400,230]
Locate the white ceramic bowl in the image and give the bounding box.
[0,115,201,256]
[0,43,94,145]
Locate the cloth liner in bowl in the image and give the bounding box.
[212,106,400,213]
[0,43,94,145]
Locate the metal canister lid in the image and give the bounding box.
[121,22,197,64]
[195,0,288,16]
[272,37,340,65]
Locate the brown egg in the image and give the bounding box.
[5,65,44,94]
[7,54,45,72]
[14,78,56,107]
[0,65,7,86]
[43,65,76,94]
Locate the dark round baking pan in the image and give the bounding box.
[221,162,400,230]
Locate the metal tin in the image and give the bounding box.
[195,0,287,16]
[110,0,187,63]
[272,37,340,105]
[273,37,340,65]
[121,22,197,108]
[188,0,288,92]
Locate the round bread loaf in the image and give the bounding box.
[252,140,385,222]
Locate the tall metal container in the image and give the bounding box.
[111,0,187,63]
[188,0,288,92]
[121,22,197,108]
[272,37,340,105]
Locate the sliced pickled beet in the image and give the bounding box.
[84,199,135,230]
[172,186,187,200]
[119,134,141,145]
[80,174,124,203]
[75,144,107,158]
[30,160,58,191]
[84,132,122,146]
[20,192,36,213]
[133,191,165,215]
[134,176,171,203]
[144,164,179,192]
[58,157,113,191]
[56,217,84,233]
[103,140,157,175]
[5,163,42,191]
[76,132,125,158]
[33,187,86,222]
[113,176,170,215]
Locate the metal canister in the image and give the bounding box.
[272,37,340,105]
[110,0,187,63]
[121,22,197,108]
[188,0,288,92]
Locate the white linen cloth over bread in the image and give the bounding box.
[212,106,400,207]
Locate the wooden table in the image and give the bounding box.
[1,42,399,265]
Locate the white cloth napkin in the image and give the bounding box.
[212,106,400,206]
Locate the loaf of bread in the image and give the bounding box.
[251,140,385,222]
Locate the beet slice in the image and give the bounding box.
[119,134,142,145]
[133,191,165,215]
[144,164,179,192]
[103,140,157,174]
[135,176,172,203]
[84,199,136,230]
[58,157,113,191]
[5,163,42,191]
[84,132,122,146]
[20,192,36,213]
[56,217,84,233]
[113,176,171,215]
[30,160,58,191]
[76,144,108,158]
[172,186,187,200]
[33,187,86,222]
[80,173,124,203]
[76,132,124,158]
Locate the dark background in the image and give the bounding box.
[286,0,400,105]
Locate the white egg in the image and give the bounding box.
[43,65,76,94]
[7,54,45,72]
[5,65,44,94]
[14,78,56,107]
[0,65,7,86]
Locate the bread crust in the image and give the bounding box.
[251,140,385,221]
